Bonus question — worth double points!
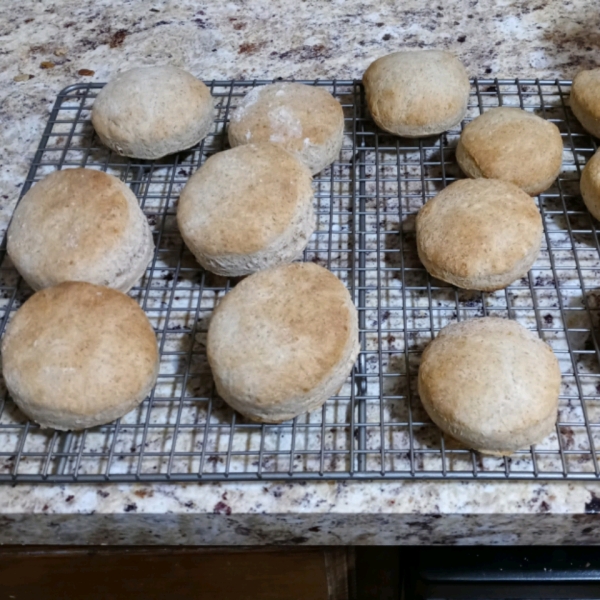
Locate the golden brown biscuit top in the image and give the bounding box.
[177,143,313,256]
[1,281,158,416]
[207,262,356,406]
[458,107,563,191]
[416,178,542,279]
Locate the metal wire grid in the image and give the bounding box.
[0,78,598,483]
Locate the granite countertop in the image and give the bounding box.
[1,0,600,546]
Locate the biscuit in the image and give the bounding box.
[580,149,600,221]
[570,68,600,139]
[416,178,542,291]
[207,263,360,423]
[228,82,344,174]
[363,50,470,137]
[418,317,561,455]
[92,66,214,159]
[177,143,315,277]
[7,168,153,292]
[456,107,563,195]
[1,282,159,431]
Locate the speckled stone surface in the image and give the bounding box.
[1,0,600,545]
[1,480,600,546]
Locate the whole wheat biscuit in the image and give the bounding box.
[418,317,561,455]
[362,50,470,137]
[1,282,159,431]
[456,107,563,195]
[581,149,600,221]
[177,143,315,277]
[92,66,214,159]
[7,168,154,292]
[416,179,542,291]
[207,263,359,423]
[228,82,344,174]
[570,68,600,139]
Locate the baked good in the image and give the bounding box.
[207,263,359,423]
[228,82,344,174]
[570,68,600,138]
[416,178,542,291]
[92,66,214,159]
[8,168,153,292]
[362,50,470,137]
[1,282,159,431]
[177,143,315,277]
[580,149,600,220]
[7,168,154,292]
[456,107,563,195]
[418,317,561,455]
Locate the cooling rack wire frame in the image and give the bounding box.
[0,78,598,483]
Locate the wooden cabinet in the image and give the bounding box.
[0,546,354,600]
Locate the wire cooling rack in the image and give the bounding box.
[0,78,599,483]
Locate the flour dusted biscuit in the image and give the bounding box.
[7,168,153,292]
[228,82,344,174]
[456,107,563,195]
[92,66,214,159]
[363,50,470,137]
[1,282,159,431]
[418,317,561,455]
[207,263,359,423]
